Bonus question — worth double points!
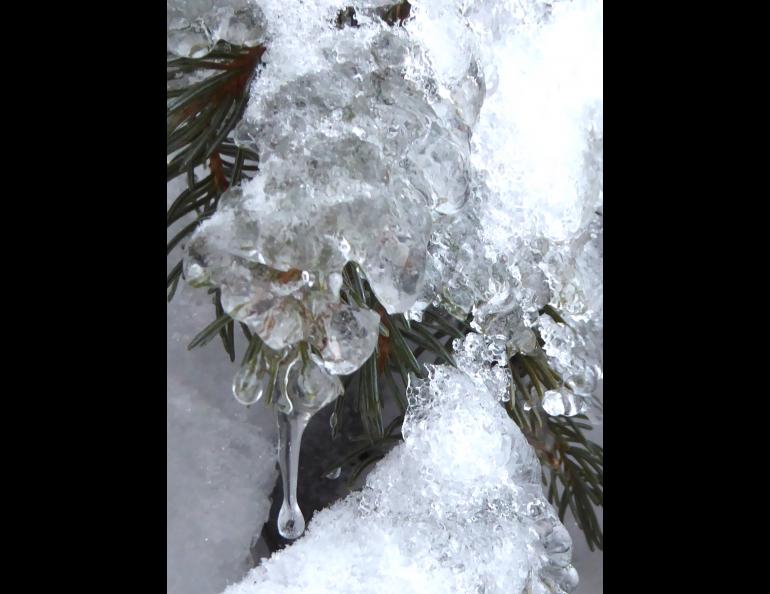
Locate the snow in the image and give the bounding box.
[167,0,604,590]
[223,335,579,594]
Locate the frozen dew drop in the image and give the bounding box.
[277,499,306,540]
[542,389,565,416]
[319,305,380,376]
[542,388,580,417]
[232,354,266,406]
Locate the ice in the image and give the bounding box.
[183,15,469,371]
[223,334,578,594]
[317,304,381,376]
[324,467,342,480]
[232,345,271,406]
[542,387,582,417]
[537,313,602,410]
[169,0,603,586]
[275,356,345,538]
[167,0,267,58]
[414,0,603,420]
[181,0,603,411]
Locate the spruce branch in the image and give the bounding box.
[166,29,602,555]
[508,347,604,551]
[167,43,262,304]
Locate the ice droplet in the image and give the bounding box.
[542,388,580,417]
[325,467,342,480]
[277,496,306,540]
[232,346,270,405]
[232,358,264,405]
[319,304,380,375]
[211,2,267,48]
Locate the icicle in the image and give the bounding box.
[274,352,344,540]
[275,406,308,539]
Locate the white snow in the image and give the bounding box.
[167,0,604,590]
[223,335,579,594]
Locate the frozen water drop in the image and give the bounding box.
[542,388,580,417]
[325,467,342,480]
[277,499,306,540]
[232,356,266,406]
[233,118,259,151]
[511,327,538,354]
[562,566,580,590]
[544,523,571,555]
[319,304,380,375]
[542,389,565,416]
[166,1,216,58]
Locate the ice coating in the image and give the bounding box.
[180,0,602,399]
[223,334,578,594]
[167,0,267,58]
[182,8,478,374]
[169,0,603,581]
